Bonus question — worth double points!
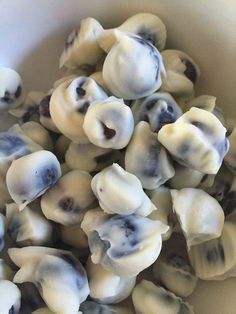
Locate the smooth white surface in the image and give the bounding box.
[0,1,236,313]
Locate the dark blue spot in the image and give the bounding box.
[181,58,197,84]
[178,143,190,155]
[191,121,212,135]
[8,306,14,314]
[65,27,79,49]
[39,95,51,118]
[0,132,25,156]
[137,28,158,48]
[14,85,22,98]
[35,164,60,192]
[206,243,225,263]
[77,101,90,114]
[0,91,14,104]
[142,143,161,177]
[58,197,80,212]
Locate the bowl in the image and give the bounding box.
[1,0,236,313]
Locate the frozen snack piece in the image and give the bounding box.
[50,77,107,143]
[119,13,167,51]
[99,12,167,53]
[153,249,198,297]
[80,301,132,314]
[91,163,156,216]
[81,209,168,277]
[158,107,229,174]
[6,150,61,210]
[60,224,88,249]
[0,259,14,280]
[188,221,236,280]
[9,122,53,151]
[131,92,182,132]
[132,280,194,314]
[224,126,236,174]
[83,97,134,149]
[6,203,52,246]
[171,188,224,247]
[0,280,21,314]
[41,170,97,225]
[87,257,136,304]
[103,34,165,99]
[65,141,120,172]
[125,121,175,189]
[8,246,89,314]
[160,49,200,96]
[9,90,44,123]
[0,67,23,111]
[60,17,104,69]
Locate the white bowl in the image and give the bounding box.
[1,0,236,313]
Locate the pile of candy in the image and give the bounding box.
[0,12,235,314]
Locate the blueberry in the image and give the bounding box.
[137,28,157,47]
[14,85,22,98]
[181,58,197,84]
[39,95,51,118]
[77,101,90,114]
[206,243,225,263]
[0,132,25,156]
[8,306,15,314]
[101,122,116,139]
[58,197,80,212]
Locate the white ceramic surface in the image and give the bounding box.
[1,1,236,313]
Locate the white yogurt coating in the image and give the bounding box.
[91,163,156,216]
[188,221,236,280]
[125,121,175,189]
[6,203,52,246]
[160,49,200,96]
[50,76,107,143]
[131,92,182,132]
[81,209,168,277]
[171,188,224,247]
[89,71,110,94]
[0,67,24,111]
[60,17,104,69]
[132,280,194,314]
[102,33,165,99]
[224,126,236,174]
[153,250,198,297]
[86,257,136,304]
[41,170,97,226]
[65,141,121,172]
[6,150,61,210]
[158,107,229,174]
[0,280,21,314]
[83,97,134,149]
[8,247,89,314]
[9,122,53,151]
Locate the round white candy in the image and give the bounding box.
[41,170,97,226]
[65,141,121,172]
[103,34,165,99]
[0,280,21,314]
[131,92,182,132]
[83,97,134,149]
[50,77,107,143]
[87,257,136,304]
[6,150,61,210]
[91,163,156,216]
[6,203,52,246]
[132,280,194,314]
[158,107,229,174]
[0,67,23,111]
[160,49,200,96]
[81,209,168,277]
[171,188,224,247]
[60,17,104,69]
[125,121,175,189]
[188,221,236,280]
[9,247,89,314]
